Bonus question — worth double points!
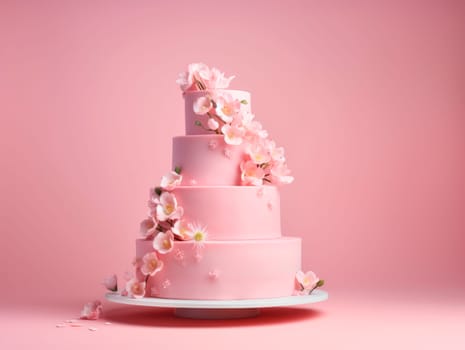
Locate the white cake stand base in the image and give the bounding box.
[105,290,328,319]
[174,307,260,319]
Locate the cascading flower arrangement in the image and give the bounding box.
[176,63,294,186]
[116,167,209,298]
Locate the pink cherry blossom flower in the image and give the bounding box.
[160,171,182,191]
[246,142,271,165]
[264,139,286,162]
[295,270,319,291]
[176,71,193,92]
[125,278,146,299]
[176,63,213,92]
[172,219,191,240]
[80,300,103,320]
[156,192,184,221]
[147,198,157,216]
[221,124,244,145]
[140,251,164,276]
[139,217,157,238]
[271,146,285,162]
[191,63,211,85]
[102,274,117,292]
[215,93,241,123]
[207,118,219,131]
[242,112,268,140]
[153,231,175,254]
[270,162,294,185]
[240,160,265,186]
[193,96,213,115]
[206,67,235,89]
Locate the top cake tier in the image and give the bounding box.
[184,89,251,135]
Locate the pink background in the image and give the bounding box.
[1,0,464,348]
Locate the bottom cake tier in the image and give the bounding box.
[136,237,301,300]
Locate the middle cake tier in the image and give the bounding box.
[172,186,281,240]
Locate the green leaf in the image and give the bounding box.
[316,279,325,287]
[240,99,248,104]
[195,120,202,126]
[154,187,162,196]
[174,166,182,175]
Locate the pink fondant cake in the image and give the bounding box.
[111,63,324,300]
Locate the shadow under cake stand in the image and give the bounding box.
[105,290,328,319]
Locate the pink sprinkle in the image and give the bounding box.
[208,270,220,280]
[256,188,264,198]
[189,179,197,185]
[88,327,98,332]
[267,201,273,210]
[55,323,66,328]
[223,148,232,159]
[104,322,112,325]
[174,249,185,261]
[162,279,171,289]
[70,323,83,327]
[194,252,203,262]
[208,140,218,150]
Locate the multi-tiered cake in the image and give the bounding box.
[116,64,322,300]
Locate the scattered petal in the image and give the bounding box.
[80,300,103,320]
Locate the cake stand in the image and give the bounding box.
[105,290,328,319]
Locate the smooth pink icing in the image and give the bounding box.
[173,186,281,239]
[184,89,251,135]
[172,135,246,186]
[136,237,301,300]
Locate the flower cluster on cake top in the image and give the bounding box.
[177,63,294,186]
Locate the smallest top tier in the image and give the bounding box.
[184,90,251,135]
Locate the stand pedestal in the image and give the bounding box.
[174,308,260,319]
